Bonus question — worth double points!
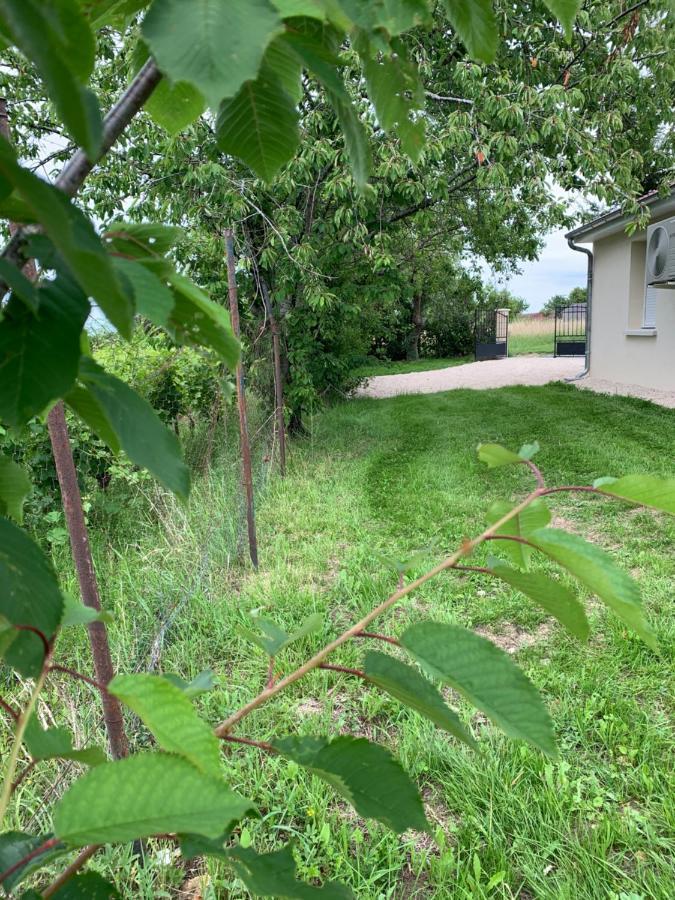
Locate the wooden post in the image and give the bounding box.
[0,97,129,760]
[260,279,286,477]
[224,228,259,568]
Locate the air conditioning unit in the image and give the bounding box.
[646,216,675,288]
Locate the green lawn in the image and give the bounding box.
[15,385,674,898]
[353,356,470,377]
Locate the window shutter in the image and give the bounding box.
[643,285,657,328]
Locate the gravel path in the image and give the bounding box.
[356,357,582,399]
[356,357,675,408]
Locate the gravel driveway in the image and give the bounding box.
[356,356,582,399]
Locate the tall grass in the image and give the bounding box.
[509,315,555,355]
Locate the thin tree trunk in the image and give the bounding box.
[224,229,259,568]
[405,293,424,361]
[260,278,286,477]
[0,97,129,760]
[47,406,129,759]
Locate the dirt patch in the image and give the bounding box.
[474,621,552,654]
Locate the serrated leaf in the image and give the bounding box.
[477,443,523,468]
[441,0,498,63]
[239,613,322,656]
[167,272,240,369]
[595,475,675,515]
[112,257,175,327]
[401,622,557,756]
[0,832,66,893]
[486,499,551,569]
[216,73,300,182]
[60,594,113,627]
[528,529,657,650]
[363,650,476,746]
[228,844,354,898]
[24,715,106,767]
[48,872,121,898]
[142,0,282,110]
[362,41,425,161]
[103,221,182,258]
[162,669,217,698]
[109,674,220,776]
[0,143,133,336]
[274,735,428,833]
[78,357,190,499]
[542,0,581,36]
[0,260,39,312]
[0,278,89,425]
[488,560,589,641]
[42,0,97,82]
[0,454,31,523]
[0,517,64,671]
[65,384,121,454]
[518,441,540,460]
[0,0,102,156]
[53,753,253,846]
[145,79,206,135]
[328,90,371,188]
[263,35,304,102]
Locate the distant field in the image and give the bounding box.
[353,356,470,377]
[509,315,554,355]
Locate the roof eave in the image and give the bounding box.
[565,192,675,244]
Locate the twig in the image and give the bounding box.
[451,564,492,575]
[354,632,400,647]
[0,696,19,723]
[13,624,50,658]
[11,759,37,794]
[42,845,101,898]
[266,658,276,689]
[48,664,108,694]
[0,837,60,886]
[220,735,275,754]
[522,458,546,489]
[319,663,368,679]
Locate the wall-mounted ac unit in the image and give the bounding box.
[646,216,675,288]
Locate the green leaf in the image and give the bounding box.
[142,0,282,110]
[65,384,122,454]
[162,670,217,698]
[528,529,657,650]
[109,674,221,776]
[112,257,175,327]
[328,90,371,188]
[42,0,97,82]
[0,259,39,312]
[477,443,522,468]
[0,278,90,425]
[53,753,253,846]
[145,78,206,135]
[24,715,106,767]
[103,221,182,258]
[518,441,540,461]
[273,735,428,833]
[167,272,240,368]
[363,650,476,746]
[595,475,675,515]
[60,594,112,627]
[0,0,102,156]
[488,560,589,641]
[0,832,66,893]
[280,18,343,96]
[78,357,190,499]
[401,622,556,756]
[0,516,64,646]
[0,454,31,523]
[486,499,551,570]
[48,872,121,899]
[0,143,133,335]
[179,831,231,861]
[263,35,304,103]
[216,73,300,182]
[542,0,581,37]
[441,0,498,63]
[228,844,354,898]
[362,41,425,161]
[238,612,322,656]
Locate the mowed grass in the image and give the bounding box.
[509,317,555,356]
[7,385,674,898]
[353,356,471,377]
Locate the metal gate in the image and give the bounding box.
[554,303,586,356]
[475,308,508,361]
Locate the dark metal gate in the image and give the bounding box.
[475,308,508,361]
[554,303,586,357]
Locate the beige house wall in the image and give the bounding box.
[590,216,675,391]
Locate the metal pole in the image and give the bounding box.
[0,98,129,760]
[224,229,259,568]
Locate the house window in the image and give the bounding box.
[643,286,657,328]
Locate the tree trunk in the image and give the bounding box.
[406,293,424,360]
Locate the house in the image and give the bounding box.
[566,189,675,392]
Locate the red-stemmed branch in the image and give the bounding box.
[0,696,19,723]
[48,664,108,694]
[0,837,61,886]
